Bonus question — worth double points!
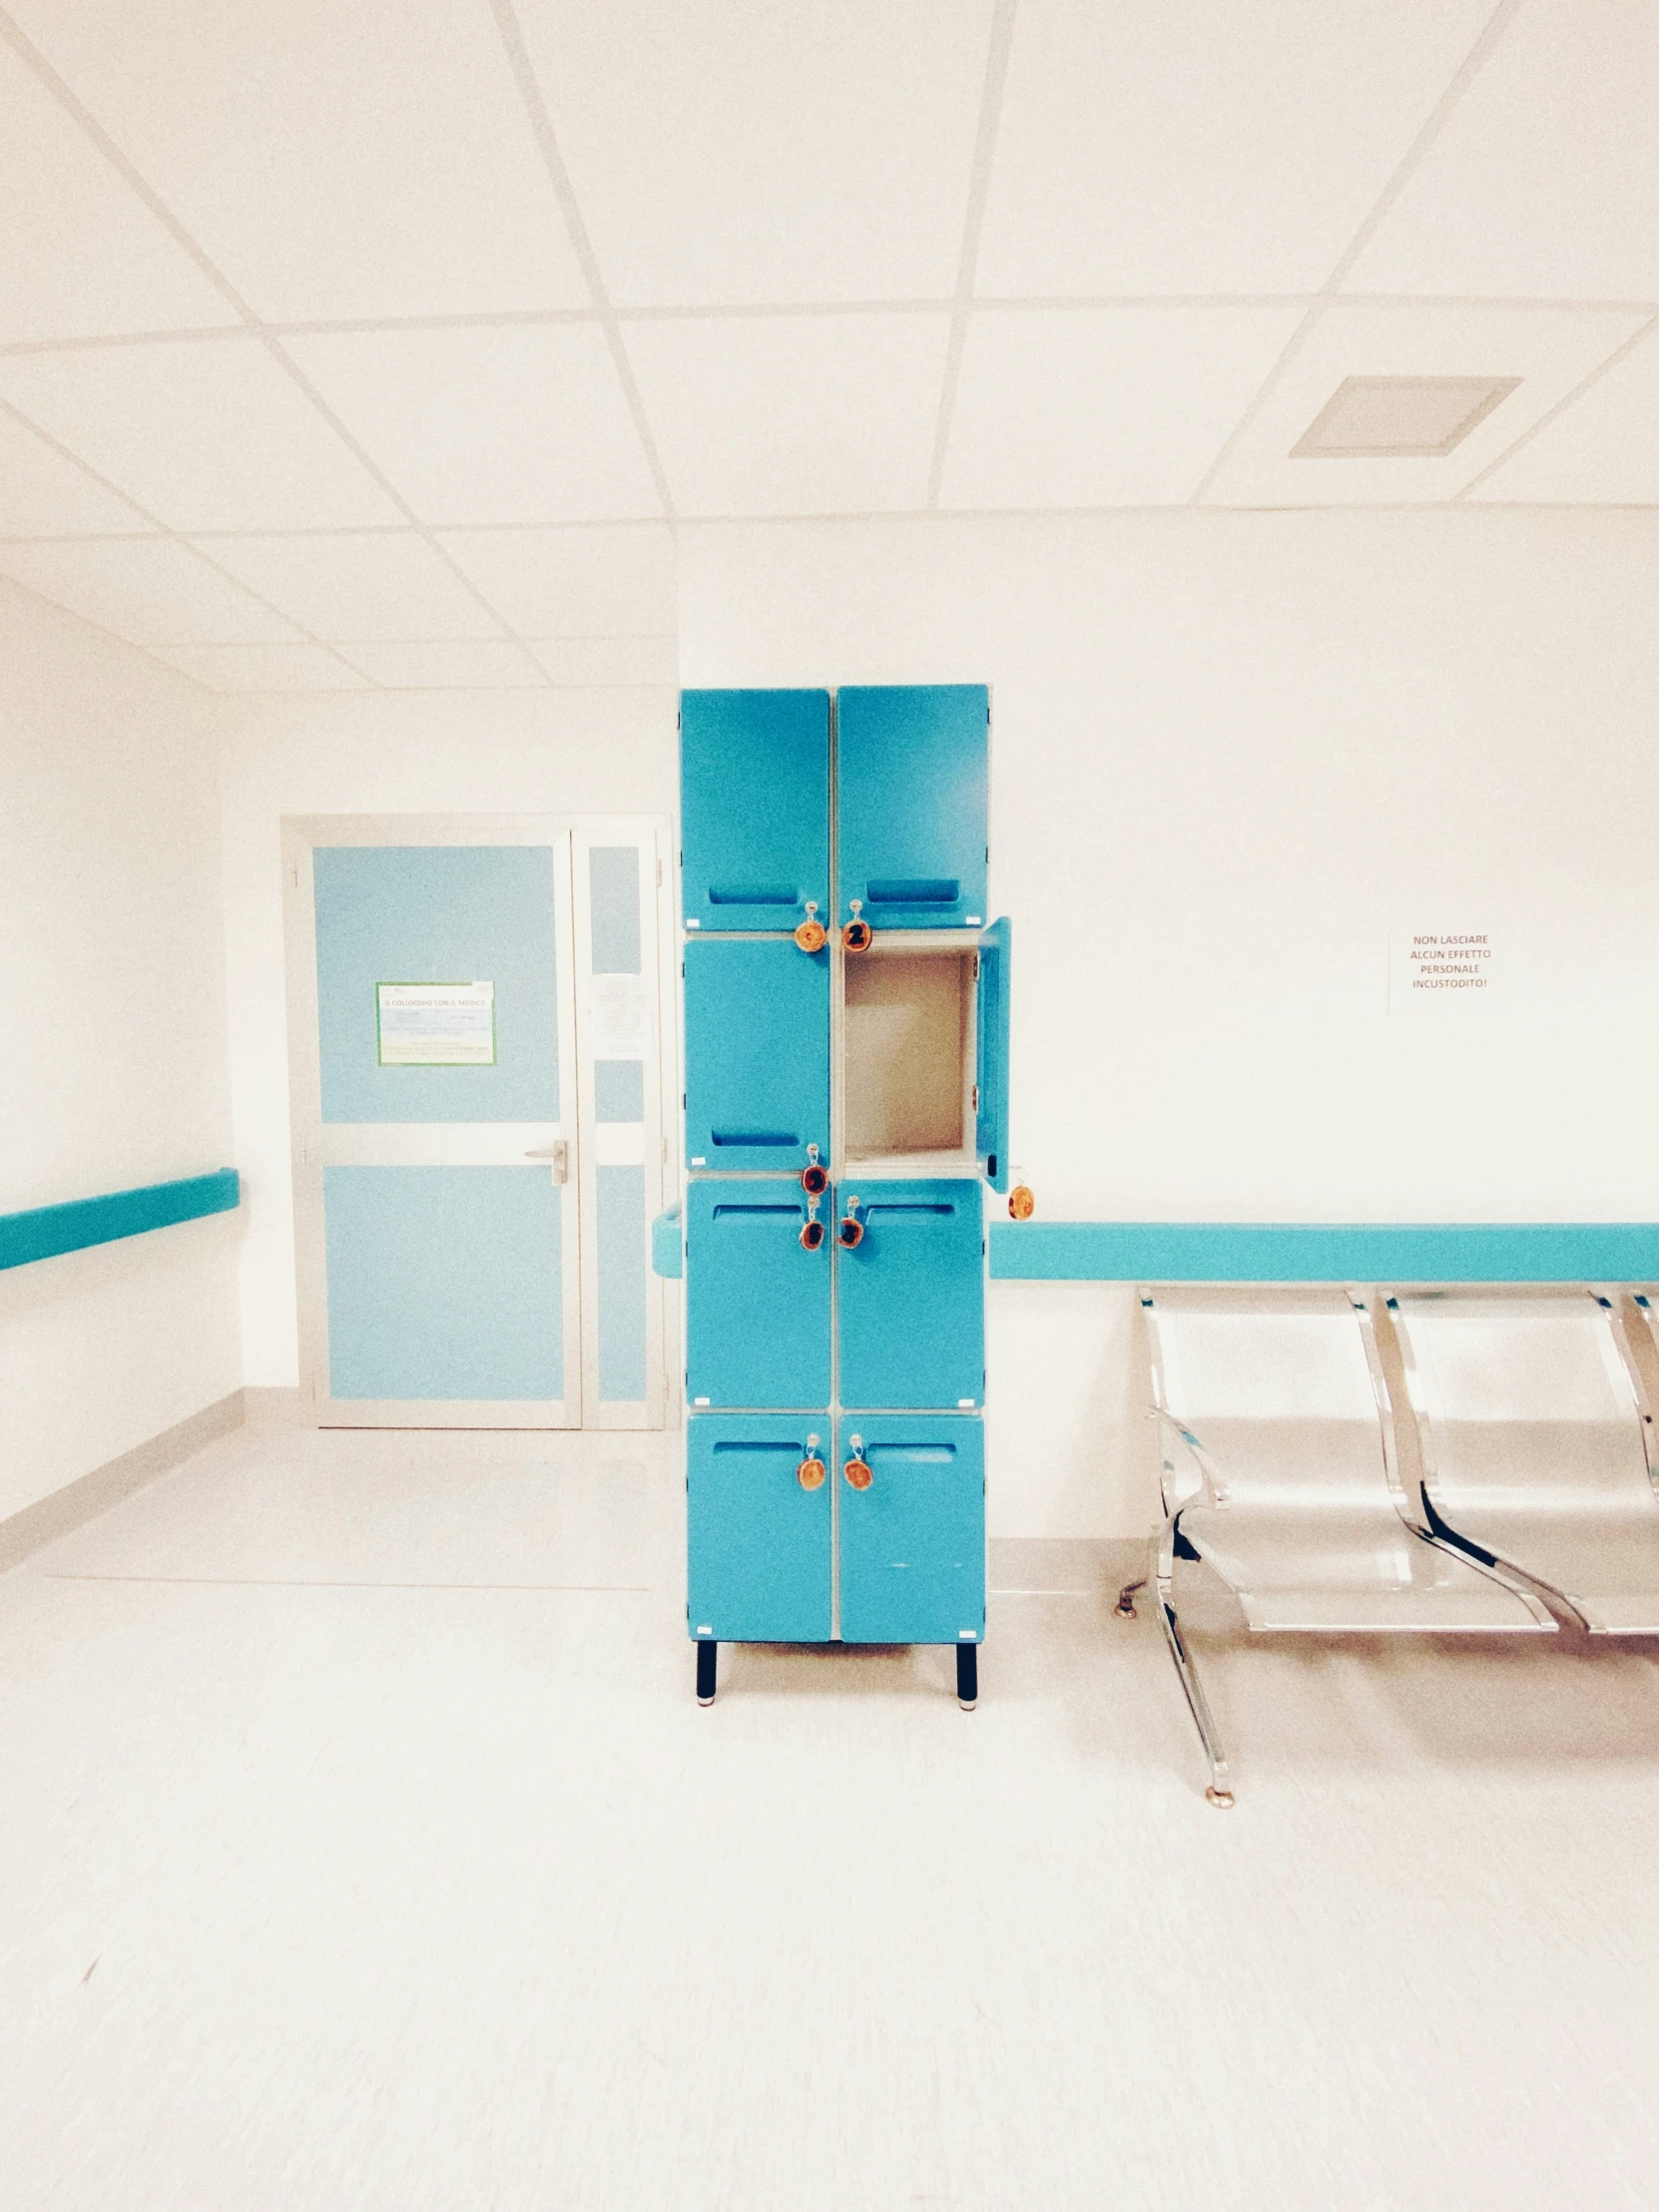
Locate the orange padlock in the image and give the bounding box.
[837,1197,864,1249]
[801,1144,828,1198]
[1008,1184,1035,1221]
[843,1455,872,1491]
[795,900,828,953]
[797,1455,827,1490]
[841,916,872,953]
[799,1214,825,1251]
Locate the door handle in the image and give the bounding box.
[524,1139,569,1183]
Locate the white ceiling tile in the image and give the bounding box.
[0,337,400,530]
[941,304,1305,509]
[528,636,677,687]
[624,314,949,517]
[1205,303,1652,507]
[1471,325,1659,504]
[0,538,305,645]
[5,0,588,322]
[194,532,501,642]
[435,525,676,636]
[284,326,661,525]
[0,407,153,536]
[977,0,1494,297]
[516,1,992,306]
[0,41,236,343]
[1345,0,1659,300]
[335,640,548,689]
[149,642,369,692]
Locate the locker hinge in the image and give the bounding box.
[288,863,298,888]
[682,1092,687,1108]
[971,1085,979,1112]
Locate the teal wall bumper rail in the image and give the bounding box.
[988,1221,1659,1284]
[0,1169,242,1273]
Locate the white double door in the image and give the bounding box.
[283,814,671,1428]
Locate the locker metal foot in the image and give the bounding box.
[696,1639,717,1706]
[955,1643,978,1710]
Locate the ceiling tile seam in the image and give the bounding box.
[663,498,1659,527]
[0,391,158,530]
[1187,0,1528,507]
[0,4,534,658]
[486,0,676,525]
[925,0,1018,510]
[1453,312,1659,500]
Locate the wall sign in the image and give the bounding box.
[1389,930,1496,1010]
[375,981,496,1065]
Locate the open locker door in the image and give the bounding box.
[974,917,1011,1193]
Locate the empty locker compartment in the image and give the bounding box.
[836,1414,986,1646]
[680,688,830,933]
[835,685,988,931]
[685,1180,832,1408]
[834,1179,985,1409]
[684,936,830,1174]
[840,923,1011,1187]
[688,1414,832,1644]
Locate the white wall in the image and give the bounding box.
[679,509,1659,1536]
[220,686,678,1385]
[0,579,241,1522]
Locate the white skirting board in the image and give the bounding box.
[0,1387,247,1575]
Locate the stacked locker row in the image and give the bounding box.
[677,686,1011,1707]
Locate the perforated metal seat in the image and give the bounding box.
[1391,1290,1659,1634]
[1131,1287,1552,1805]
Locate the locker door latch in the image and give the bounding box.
[795,900,828,954]
[800,1196,826,1252]
[798,1433,827,1490]
[837,1195,864,1249]
[841,899,873,954]
[801,1142,828,1198]
[843,1436,872,1490]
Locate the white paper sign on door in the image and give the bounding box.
[591,972,647,1056]
[376,981,496,1065]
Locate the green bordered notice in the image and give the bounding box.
[376,981,496,1066]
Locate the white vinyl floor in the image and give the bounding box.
[4,1420,1659,2212]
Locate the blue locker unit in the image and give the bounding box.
[835,1180,985,1410]
[683,937,830,1174]
[837,1416,986,1646]
[685,1180,832,1409]
[836,686,989,931]
[974,918,1012,1194]
[688,1414,832,1643]
[681,689,830,933]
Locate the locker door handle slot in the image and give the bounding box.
[866,1445,957,1466]
[711,1204,803,1220]
[708,885,799,905]
[711,1130,799,1148]
[864,879,959,904]
[863,1204,953,1219]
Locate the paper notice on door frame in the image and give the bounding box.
[376,981,496,1065]
[590,972,647,1056]
[1388,931,1496,1011]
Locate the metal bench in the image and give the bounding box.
[1390,1289,1659,1634]
[1124,1286,1554,1806]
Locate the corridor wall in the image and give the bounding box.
[678,507,1659,1538]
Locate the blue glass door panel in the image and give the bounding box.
[684,938,830,1173]
[834,1179,984,1409]
[975,918,1011,1194]
[313,844,559,1123]
[685,1180,831,1408]
[323,1166,562,1399]
[681,689,830,932]
[688,1414,832,1642]
[836,1415,985,1645]
[835,686,988,931]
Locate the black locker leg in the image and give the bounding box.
[696,1639,718,1706]
[955,1643,978,1711]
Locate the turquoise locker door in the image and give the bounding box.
[685,1180,831,1408]
[835,685,989,931]
[837,1415,986,1646]
[834,1179,985,1409]
[688,1414,832,1642]
[974,917,1012,1194]
[681,689,830,933]
[684,937,830,1173]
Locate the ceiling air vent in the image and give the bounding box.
[1291,374,1521,459]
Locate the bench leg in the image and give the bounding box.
[1155,1520,1234,1808]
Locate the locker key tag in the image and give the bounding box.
[797,1434,827,1490]
[840,899,873,954]
[799,1196,826,1252]
[843,1436,872,1491]
[837,1196,864,1249]
[801,1143,829,1199]
[1008,1184,1035,1221]
[794,901,828,954]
